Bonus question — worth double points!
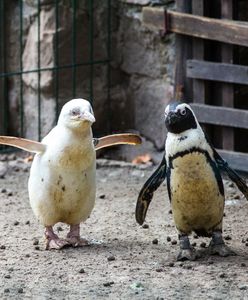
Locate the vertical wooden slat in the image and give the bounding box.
[191,0,205,104]
[174,0,192,101]
[221,0,234,150]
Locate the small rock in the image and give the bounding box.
[245,242,248,247]
[241,263,246,267]
[14,221,19,226]
[168,262,174,267]
[33,239,39,245]
[192,242,196,247]
[166,236,171,242]
[233,194,240,200]
[142,224,149,229]
[8,192,13,197]
[107,256,115,261]
[200,242,206,248]
[219,273,226,278]
[155,268,163,272]
[4,288,10,293]
[4,275,11,279]
[152,238,158,245]
[57,226,63,232]
[193,234,199,239]
[239,285,248,290]
[34,246,40,250]
[99,194,106,199]
[1,188,6,193]
[25,221,30,225]
[25,254,30,258]
[171,240,177,245]
[224,235,232,241]
[168,210,172,214]
[8,268,14,272]
[79,268,85,273]
[103,281,114,287]
[18,288,24,294]
[0,245,6,249]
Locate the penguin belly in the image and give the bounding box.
[28,144,96,226]
[169,151,224,236]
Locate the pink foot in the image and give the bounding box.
[45,226,69,250]
[66,224,89,247]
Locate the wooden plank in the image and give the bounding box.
[217,150,248,173]
[174,0,192,101]
[187,60,248,85]
[221,0,234,150]
[189,103,248,129]
[142,8,248,47]
[191,0,205,105]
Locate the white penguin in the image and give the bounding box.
[0,98,141,250]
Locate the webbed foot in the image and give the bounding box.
[66,224,89,247]
[45,226,69,250]
[209,231,236,257]
[177,248,197,261]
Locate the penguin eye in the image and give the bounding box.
[71,108,80,115]
[180,108,186,116]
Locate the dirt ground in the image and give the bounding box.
[0,154,248,300]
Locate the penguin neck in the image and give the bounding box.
[165,125,212,162]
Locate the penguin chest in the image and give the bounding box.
[169,151,224,234]
[29,146,96,226]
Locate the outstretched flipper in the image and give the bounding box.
[212,147,248,200]
[94,133,142,150]
[0,136,46,153]
[135,155,167,225]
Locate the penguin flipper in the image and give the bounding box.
[94,133,142,150]
[0,136,46,153]
[135,154,167,225]
[213,148,248,200]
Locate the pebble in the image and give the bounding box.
[18,288,24,294]
[241,263,246,267]
[103,281,114,287]
[200,242,206,248]
[57,226,63,232]
[0,245,6,249]
[4,288,10,293]
[79,268,85,274]
[25,254,30,258]
[152,238,158,245]
[34,246,40,250]
[224,235,232,241]
[219,273,226,278]
[245,242,248,247]
[8,192,13,197]
[99,194,106,199]
[155,268,163,272]
[1,188,6,193]
[193,234,199,239]
[107,256,115,262]
[166,236,171,242]
[168,262,174,267]
[192,242,196,247]
[33,239,39,245]
[142,224,149,229]
[25,220,30,225]
[239,285,248,290]
[168,210,172,214]
[171,240,177,245]
[4,275,11,279]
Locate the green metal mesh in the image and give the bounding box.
[0,0,111,151]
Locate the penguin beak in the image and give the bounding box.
[166,111,178,125]
[80,111,95,124]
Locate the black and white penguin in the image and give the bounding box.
[136,102,248,261]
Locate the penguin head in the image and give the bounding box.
[58,98,95,130]
[164,102,197,134]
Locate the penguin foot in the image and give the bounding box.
[177,249,198,261]
[66,236,89,247]
[44,226,70,250]
[46,238,70,250]
[209,243,236,257]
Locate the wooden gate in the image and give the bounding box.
[143,0,248,172]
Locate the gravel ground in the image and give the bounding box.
[0,154,248,299]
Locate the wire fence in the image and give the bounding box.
[0,0,111,151]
